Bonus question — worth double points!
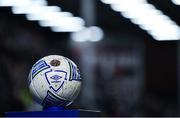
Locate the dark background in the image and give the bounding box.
[0,0,179,116]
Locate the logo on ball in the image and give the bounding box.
[50,75,62,81]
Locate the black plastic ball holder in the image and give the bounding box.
[4,106,101,117]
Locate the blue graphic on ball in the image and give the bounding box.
[32,60,50,78]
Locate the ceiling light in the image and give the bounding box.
[102,0,180,41]
[172,0,180,5]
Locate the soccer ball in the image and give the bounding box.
[28,55,82,107]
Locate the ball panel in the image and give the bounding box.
[29,82,43,104]
[60,81,81,101]
[32,71,50,101]
[67,81,81,102]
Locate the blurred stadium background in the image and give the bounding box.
[0,0,180,116]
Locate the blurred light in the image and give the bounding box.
[42,17,85,32]
[101,0,120,4]
[51,26,85,32]
[0,0,86,33]
[88,26,104,42]
[0,0,47,7]
[71,26,104,42]
[101,0,180,41]
[26,12,72,21]
[0,0,30,6]
[33,0,47,6]
[101,0,146,5]
[172,0,180,5]
[12,5,61,14]
[42,15,85,32]
[39,17,85,27]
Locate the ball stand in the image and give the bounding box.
[4,106,101,117]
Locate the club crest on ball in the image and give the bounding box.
[50,59,61,66]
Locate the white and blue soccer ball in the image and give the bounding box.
[28,55,82,107]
